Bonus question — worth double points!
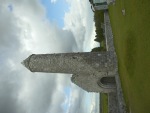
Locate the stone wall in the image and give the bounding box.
[108,92,119,113]
[104,11,127,113]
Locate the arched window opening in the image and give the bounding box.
[98,77,116,89]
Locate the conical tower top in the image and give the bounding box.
[21,55,33,71]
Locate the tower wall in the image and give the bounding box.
[71,72,116,93]
[24,51,116,75]
[23,51,117,93]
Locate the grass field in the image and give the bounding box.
[100,93,108,113]
[109,0,150,113]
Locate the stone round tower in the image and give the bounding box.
[22,51,116,93]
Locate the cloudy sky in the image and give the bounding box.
[0,0,100,113]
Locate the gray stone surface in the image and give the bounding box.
[108,92,119,113]
[23,51,117,93]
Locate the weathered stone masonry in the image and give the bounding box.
[23,51,117,93]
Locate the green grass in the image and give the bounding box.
[100,93,108,113]
[109,0,150,113]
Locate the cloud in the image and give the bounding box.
[65,84,85,113]
[50,0,57,3]
[64,0,99,52]
[0,0,99,113]
[90,94,100,113]
[0,1,73,113]
[18,73,69,113]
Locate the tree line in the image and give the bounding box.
[91,10,106,52]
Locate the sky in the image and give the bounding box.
[0,0,100,113]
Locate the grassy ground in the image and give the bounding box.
[109,0,150,113]
[100,93,108,113]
